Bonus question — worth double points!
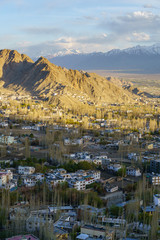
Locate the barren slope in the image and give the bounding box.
[0,49,135,108]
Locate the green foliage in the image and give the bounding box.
[12,157,48,173]
[29,133,34,138]
[110,205,123,217]
[0,207,7,228]
[86,182,105,195]
[117,166,126,177]
[61,160,95,172]
[94,131,100,137]
[138,212,152,224]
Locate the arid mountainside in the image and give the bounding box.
[107,76,153,98]
[0,49,136,108]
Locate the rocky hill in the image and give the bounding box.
[0,49,136,109]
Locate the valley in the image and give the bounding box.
[89,70,160,96]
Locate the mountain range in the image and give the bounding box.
[0,49,139,109]
[44,44,160,74]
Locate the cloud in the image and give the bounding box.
[127,32,150,42]
[100,11,160,36]
[143,4,156,9]
[17,41,32,47]
[22,27,64,35]
[83,16,99,21]
[131,11,153,18]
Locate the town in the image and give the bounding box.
[0,95,160,240]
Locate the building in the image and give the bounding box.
[23,173,44,187]
[150,159,160,173]
[0,135,15,144]
[69,170,101,190]
[149,174,160,185]
[47,169,101,191]
[0,169,13,187]
[80,225,114,239]
[26,209,54,232]
[6,235,39,240]
[106,184,118,193]
[126,167,141,177]
[154,194,160,206]
[18,166,35,175]
[107,164,122,172]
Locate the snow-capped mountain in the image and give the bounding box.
[47,49,81,58]
[103,44,160,56]
[45,44,160,73]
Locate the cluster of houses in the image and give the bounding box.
[0,166,101,191]
[8,204,116,240]
[46,168,101,190]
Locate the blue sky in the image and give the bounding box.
[0,0,160,57]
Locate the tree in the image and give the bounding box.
[117,166,126,177]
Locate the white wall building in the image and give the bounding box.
[127,167,141,177]
[18,166,35,175]
[154,194,160,206]
[107,164,122,172]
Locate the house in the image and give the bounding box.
[0,121,8,127]
[23,175,43,187]
[0,169,13,187]
[76,233,89,240]
[0,135,15,144]
[141,205,156,214]
[53,227,68,239]
[48,206,73,213]
[149,174,160,185]
[6,235,39,240]
[107,164,122,172]
[69,170,100,190]
[18,166,35,175]
[126,167,141,177]
[106,184,118,193]
[47,169,101,191]
[80,225,114,239]
[150,159,160,173]
[153,194,160,206]
[54,212,78,233]
[26,209,55,232]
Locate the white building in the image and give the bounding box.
[154,194,160,206]
[107,164,122,172]
[106,185,118,193]
[23,174,44,187]
[0,170,13,187]
[73,179,86,191]
[127,167,141,177]
[18,166,35,175]
[70,170,101,191]
[0,136,15,144]
[92,159,102,165]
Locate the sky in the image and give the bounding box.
[0,0,160,57]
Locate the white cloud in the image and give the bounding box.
[143,4,156,9]
[17,41,32,47]
[127,32,150,42]
[132,11,153,18]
